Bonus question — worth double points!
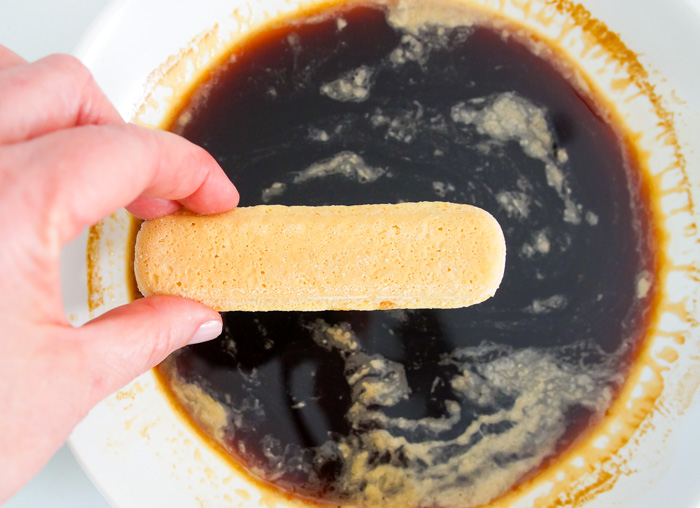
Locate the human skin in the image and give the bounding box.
[0,45,239,502]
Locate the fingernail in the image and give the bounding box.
[189,320,223,345]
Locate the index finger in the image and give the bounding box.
[7,122,239,244]
[0,51,122,145]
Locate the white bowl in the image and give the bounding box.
[63,0,700,506]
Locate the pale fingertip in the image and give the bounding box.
[127,197,182,220]
[197,181,240,214]
[224,181,240,210]
[177,150,240,215]
[188,320,223,345]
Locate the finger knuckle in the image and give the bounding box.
[147,326,181,368]
[139,298,184,366]
[44,53,90,79]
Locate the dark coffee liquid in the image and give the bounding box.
[159,4,657,506]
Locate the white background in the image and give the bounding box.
[1,0,700,507]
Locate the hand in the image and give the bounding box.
[0,45,239,501]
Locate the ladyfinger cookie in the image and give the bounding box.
[134,202,506,312]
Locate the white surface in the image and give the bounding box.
[1,1,113,507]
[0,0,110,61]
[5,445,109,508]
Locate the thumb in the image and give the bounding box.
[78,295,222,398]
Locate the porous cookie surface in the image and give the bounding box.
[134,202,506,311]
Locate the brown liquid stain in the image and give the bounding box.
[84,0,698,506]
[86,221,104,312]
[658,347,679,364]
[153,364,333,508]
[115,380,144,402]
[87,211,141,314]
